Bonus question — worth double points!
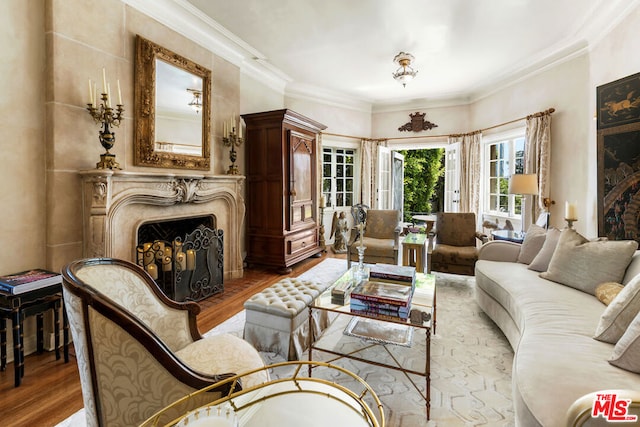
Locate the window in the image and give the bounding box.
[484,132,525,216]
[322,147,356,208]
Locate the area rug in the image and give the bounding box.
[56,259,514,427]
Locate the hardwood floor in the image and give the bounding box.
[0,253,339,427]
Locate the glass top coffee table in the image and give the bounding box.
[308,265,436,420]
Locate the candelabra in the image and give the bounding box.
[222,118,244,175]
[86,72,124,169]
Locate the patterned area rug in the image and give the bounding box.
[210,259,515,427]
[57,258,514,427]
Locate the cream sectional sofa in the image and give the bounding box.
[475,237,640,427]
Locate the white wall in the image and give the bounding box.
[470,54,591,232]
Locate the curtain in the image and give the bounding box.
[459,132,482,216]
[360,139,387,207]
[524,112,552,229]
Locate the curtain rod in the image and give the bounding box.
[322,107,555,142]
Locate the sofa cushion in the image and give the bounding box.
[517,224,546,264]
[540,229,638,295]
[595,282,625,306]
[527,227,561,272]
[595,275,640,343]
[610,312,640,374]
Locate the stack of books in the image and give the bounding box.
[368,264,416,289]
[350,279,413,321]
[0,269,62,295]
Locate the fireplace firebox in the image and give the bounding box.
[136,216,223,302]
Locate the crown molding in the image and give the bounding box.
[122,0,287,94]
[124,0,640,113]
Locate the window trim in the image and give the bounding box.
[321,143,360,211]
[482,128,526,219]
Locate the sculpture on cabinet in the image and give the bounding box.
[330,211,349,254]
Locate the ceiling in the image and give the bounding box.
[182,0,637,108]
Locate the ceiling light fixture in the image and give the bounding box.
[392,52,418,87]
[187,88,202,113]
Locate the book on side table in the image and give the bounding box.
[0,269,62,295]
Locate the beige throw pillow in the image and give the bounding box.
[540,229,638,295]
[595,275,640,343]
[527,228,561,272]
[517,224,547,264]
[609,312,640,374]
[595,282,625,306]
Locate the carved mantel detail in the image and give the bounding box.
[80,170,246,279]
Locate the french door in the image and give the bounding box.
[444,143,460,212]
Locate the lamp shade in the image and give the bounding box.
[508,174,538,195]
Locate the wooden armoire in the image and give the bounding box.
[241,109,327,273]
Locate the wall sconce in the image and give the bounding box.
[222,116,244,175]
[187,88,202,113]
[86,68,124,169]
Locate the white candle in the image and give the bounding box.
[88,79,93,105]
[102,68,107,93]
[239,118,243,138]
[186,249,196,270]
[565,201,577,220]
[106,83,111,108]
[223,120,227,136]
[93,82,97,105]
[319,195,326,208]
[117,79,122,105]
[146,264,158,280]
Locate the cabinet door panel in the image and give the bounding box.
[289,130,315,230]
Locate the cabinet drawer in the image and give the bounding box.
[286,230,318,256]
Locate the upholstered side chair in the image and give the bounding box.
[62,258,268,427]
[428,212,488,275]
[347,208,401,268]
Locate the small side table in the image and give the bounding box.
[0,284,69,387]
[402,233,428,273]
[491,230,525,244]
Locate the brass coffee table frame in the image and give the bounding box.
[308,267,436,420]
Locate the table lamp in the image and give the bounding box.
[508,174,539,235]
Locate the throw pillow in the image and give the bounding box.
[540,229,638,295]
[595,275,640,343]
[527,228,561,272]
[517,224,547,264]
[609,311,640,374]
[595,282,625,306]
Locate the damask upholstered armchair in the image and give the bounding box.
[62,258,268,427]
[428,212,488,275]
[347,208,401,268]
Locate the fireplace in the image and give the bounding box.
[136,216,223,301]
[79,170,245,280]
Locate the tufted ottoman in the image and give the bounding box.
[243,278,330,361]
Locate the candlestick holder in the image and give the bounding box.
[87,92,124,169]
[356,245,367,279]
[222,128,244,175]
[564,218,577,229]
[318,206,326,252]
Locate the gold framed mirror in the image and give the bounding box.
[134,35,211,170]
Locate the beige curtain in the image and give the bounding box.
[360,139,387,207]
[524,112,552,229]
[458,132,482,216]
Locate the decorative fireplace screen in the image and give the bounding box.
[136,219,223,302]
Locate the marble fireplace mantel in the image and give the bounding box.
[80,170,245,279]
